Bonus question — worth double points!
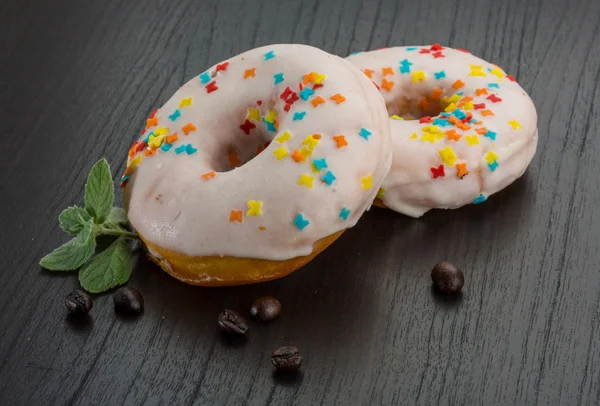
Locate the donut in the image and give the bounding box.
[121,44,392,286]
[346,45,538,217]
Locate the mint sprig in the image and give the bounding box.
[40,158,140,293]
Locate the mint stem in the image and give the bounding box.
[93,225,140,240]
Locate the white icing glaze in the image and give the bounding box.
[123,44,392,260]
[346,46,538,217]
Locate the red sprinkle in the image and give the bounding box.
[456,48,470,53]
[506,75,517,82]
[487,94,502,103]
[216,62,229,72]
[240,119,256,135]
[256,100,263,106]
[419,116,432,123]
[431,165,445,179]
[149,109,158,118]
[430,43,444,51]
[433,52,445,58]
[312,84,324,90]
[474,103,486,110]
[205,81,218,93]
[420,48,431,54]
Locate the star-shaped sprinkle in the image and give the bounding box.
[168,110,181,121]
[430,165,445,179]
[229,210,243,223]
[490,68,504,78]
[247,200,263,216]
[179,97,193,108]
[475,88,489,96]
[313,73,327,84]
[487,94,502,103]
[291,149,305,162]
[509,119,522,130]
[293,112,306,121]
[199,72,211,84]
[452,80,465,89]
[484,130,497,140]
[361,175,373,190]
[474,103,486,110]
[146,116,158,129]
[358,128,372,141]
[485,151,499,164]
[322,171,336,185]
[339,208,350,220]
[175,145,187,155]
[299,88,315,101]
[474,194,487,204]
[330,94,346,104]
[273,73,285,85]
[481,110,495,116]
[488,83,500,89]
[411,71,426,83]
[205,81,218,93]
[465,135,480,145]
[434,71,446,80]
[489,161,499,171]
[264,50,275,60]
[456,163,468,178]
[240,119,256,135]
[363,68,374,78]
[273,146,289,160]
[182,123,196,135]
[333,135,348,148]
[246,108,261,122]
[148,134,164,148]
[298,174,314,188]
[381,79,394,91]
[293,213,309,230]
[302,135,319,150]
[275,131,292,143]
[382,67,393,76]
[216,62,229,72]
[313,158,328,170]
[438,146,457,166]
[244,68,256,79]
[311,96,325,107]
[202,171,216,180]
[186,144,197,154]
[160,143,172,152]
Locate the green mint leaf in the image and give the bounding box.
[78,236,133,293]
[84,158,114,224]
[59,206,92,235]
[105,207,129,226]
[40,221,96,271]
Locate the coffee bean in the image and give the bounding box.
[218,309,248,336]
[65,290,93,316]
[271,346,302,372]
[250,296,281,322]
[431,262,464,294]
[113,287,144,314]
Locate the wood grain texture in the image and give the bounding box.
[1,0,600,404]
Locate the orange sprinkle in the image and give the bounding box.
[458,96,474,106]
[165,133,179,144]
[228,151,241,168]
[330,93,346,104]
[311,96,326,107]
[291,149,305,162]
[452,80,465,89]
[303,72,316,84]
[475,127,488,135]
[202,171,216,180]
[182,123,197,135]
[243,68,256,79]
[229,210,243,223]
[144,148,157,156]
[312,134,322,140]
[381,79,394,91]
[274,119,280,131]
[431,88,444,101]
[258,226,266,231]
[456,122,471,131]
[481,109,495,116]
[382,67,393,76]
[475,88,489,96]
[146,116,158,129]
[333,135,348,148]
[456,163,469,178]
[363,68,374,78]
[446,129,462,141]
[417,97,430,111]
[448,116,461,126]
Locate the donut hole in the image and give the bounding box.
[386,94,444,120]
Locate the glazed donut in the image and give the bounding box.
[121,44,391,286]
[346,45,538,217]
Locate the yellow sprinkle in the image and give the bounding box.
[129,155,142,171]
[469,65,486,77]
[272,146,289,160]
[411,70,426,83]
[298,174,315,188]
[376,188,386,199]
[422,125,439,133]
[247,108,261,122]
[390,115,404,120]
[409,133,418,139]
[264,110,277,123]
[361,175,373,190]
[463,101,474,110]
[300,147,313,158]
[154,127,169,136]
[247,200,262,216]
[444,103,457,113]
[302,135,319,150]
[485,151,499,164]
[179,97,193,108]
[509,119,522,130]
[422,132,436,144]
[443,93,461,104]
[147,134,164,148]
[438,146,457,166]
[275,131,292,144]
[313,72,327,84]
[466,135,480,145]
[435,131,445,140]
[490,68,505,78]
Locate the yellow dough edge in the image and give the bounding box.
[141,230,345,287]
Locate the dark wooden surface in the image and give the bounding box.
[1,0,600,404]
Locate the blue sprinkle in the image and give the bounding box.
[186,144,197,155]
[322,171,336,186]
[264,50,276,60]
[406,47,417,51]
[488,83,500,89]
[339,207,351,220]
[120,175,129,183]
[474,194,487,204]
[488,161,498,172]
[484,130,497,141]
[160,143,173,152]
[350,51,363,55]
[273,73,284,85]
[433,117,450,127]
[440,112,451,117]
[293,213,310,230]
[469,118,478,124]
[168,109,181,121]
[452,109,467,120]
[293,111,306,121]
[399,65,411,74]
[175,145,187,155]
[434,71,446,80]
[144,132,153,144]
[313,158,328,170]
[299,88,315,101]
[358,128,372,140]
[263,119,277,132]
[456,92,464,96]
[199,72,211,84]
[400,58,413,66]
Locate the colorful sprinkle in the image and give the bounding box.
[488,161,499,171]
[313,158,328,170]
[322,171,336,185]
[438,146,457,166]
[273,146,289,160]
[247,200,263,216]
[509,119,522,130]
[293,213,310,230]
[202,171,216,180]
[216,62,229,72]
[411,71,426,83]
[182,123,196,135]
[430,165,445,179]
[339,208,351,220]
[240,119,256,135]
[179,97,193,108]
[244,68,256,79]
[330,94,346,104]
[302,135,320,150]
[488,83,500,89]
[299,88,315,101]
[186,144,197,154]
[293,112,306,121]
[298,174,315,188]
[361,175,373,190]
[311,96,326,107]
[456,163,468,178]
[160,143,172,152]
[199,72,211,84]
[358,128,372,141]
[333,135,348,148]
[434,71,446,80]
[146,116,158,129]
[452,80,465,89]
[291,149,305,162]
[264,50,275,60]
[275,131,292,143]
[246,108,261,122]
[228,151,241,167]
[168,110,181,121]
[484,130,497,140]
[205,81,218,93]
[229,210,243,223]
[175,145,187,155]
[465,135,480,145]
[363,68,374,78]
[376,188,386,199]
[474,194,487,204]
[273,73,285,84]
[381,79,394,91]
